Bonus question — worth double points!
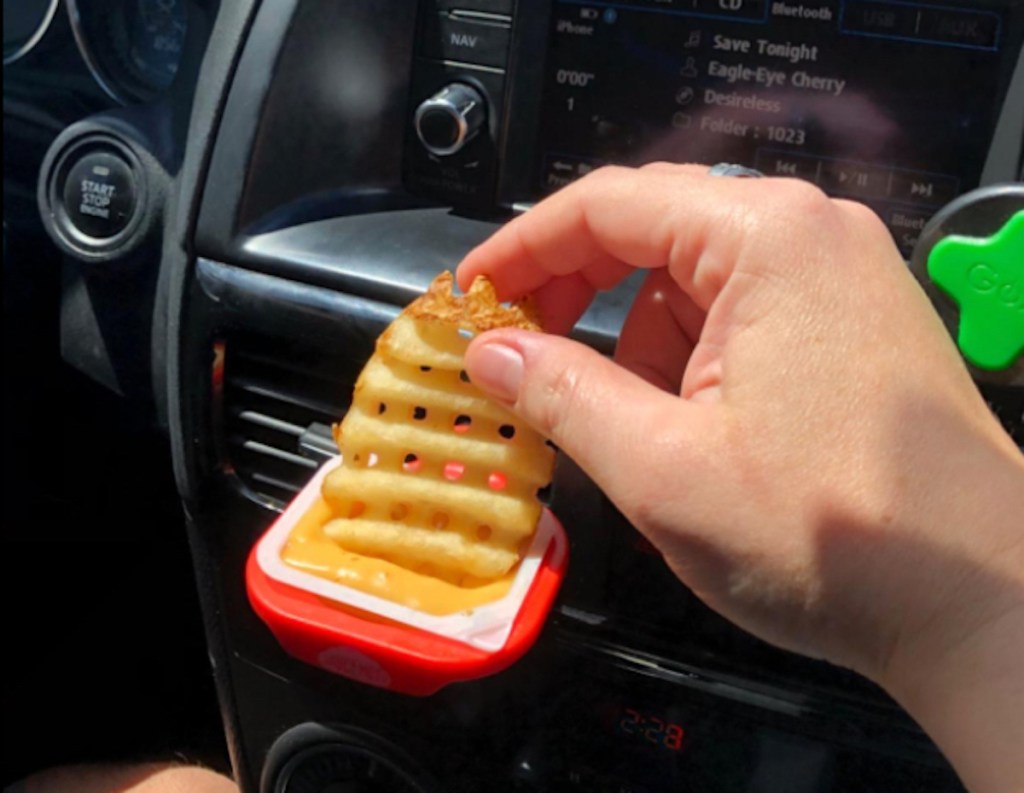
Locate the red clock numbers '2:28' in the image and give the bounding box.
[618,707,686,752]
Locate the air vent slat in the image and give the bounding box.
[250,472,302,495]
[239,439,318,469]
[232,348,354,385]
[231,442,320,496]
[228,377,341,422]
[237,410,305,437]
[220,336,350,506]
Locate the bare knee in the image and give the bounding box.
[16,762,237,793]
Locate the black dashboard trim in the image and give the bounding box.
[2,0,60,66]
[235,208,642,355]
[196,0,423,254]
[982,40,1024,181]
[160,2,265,791]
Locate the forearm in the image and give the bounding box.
[883,441,1024,793]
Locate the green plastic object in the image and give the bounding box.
[927,211,1024,371]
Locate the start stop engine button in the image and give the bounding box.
[60,151,137,239]
[39,131,150,259]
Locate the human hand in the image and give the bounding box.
[456,164,1024,792]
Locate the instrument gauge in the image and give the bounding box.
[3,0,60,65]
[68,0,188,104]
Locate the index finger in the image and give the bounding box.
[456,164,745,313]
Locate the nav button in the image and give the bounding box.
[421,13,511,69]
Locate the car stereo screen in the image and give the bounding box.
[536,0,1022,254]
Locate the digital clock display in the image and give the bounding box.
[617,706,687,752]
[553,677,965,791]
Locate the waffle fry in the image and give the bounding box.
[321,272,555,581]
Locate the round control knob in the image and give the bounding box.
[910,183,1024,386]
[414,83,486,156]
[274,745,427,793]
[262,724,435,793]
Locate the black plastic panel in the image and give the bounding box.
[196,0,421,252]
[238,208,642,354]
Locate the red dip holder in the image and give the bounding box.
[246,458,568,696]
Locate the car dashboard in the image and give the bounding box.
[4,1,1023,791]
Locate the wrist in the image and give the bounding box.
[885,598,1024,793]
[880,440,1024,793]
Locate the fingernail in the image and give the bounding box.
[467,341,524,403]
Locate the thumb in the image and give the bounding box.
[464,329,709,506]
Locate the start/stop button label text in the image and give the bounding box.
[80,175,116,218]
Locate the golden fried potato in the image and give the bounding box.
[322,271,555,580]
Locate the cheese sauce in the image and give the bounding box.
[281,497,515,615]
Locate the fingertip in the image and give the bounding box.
[464,330,530,403]
[455,252,484,293]
[457,223,553,300]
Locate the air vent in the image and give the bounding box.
[218,336,357,508]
